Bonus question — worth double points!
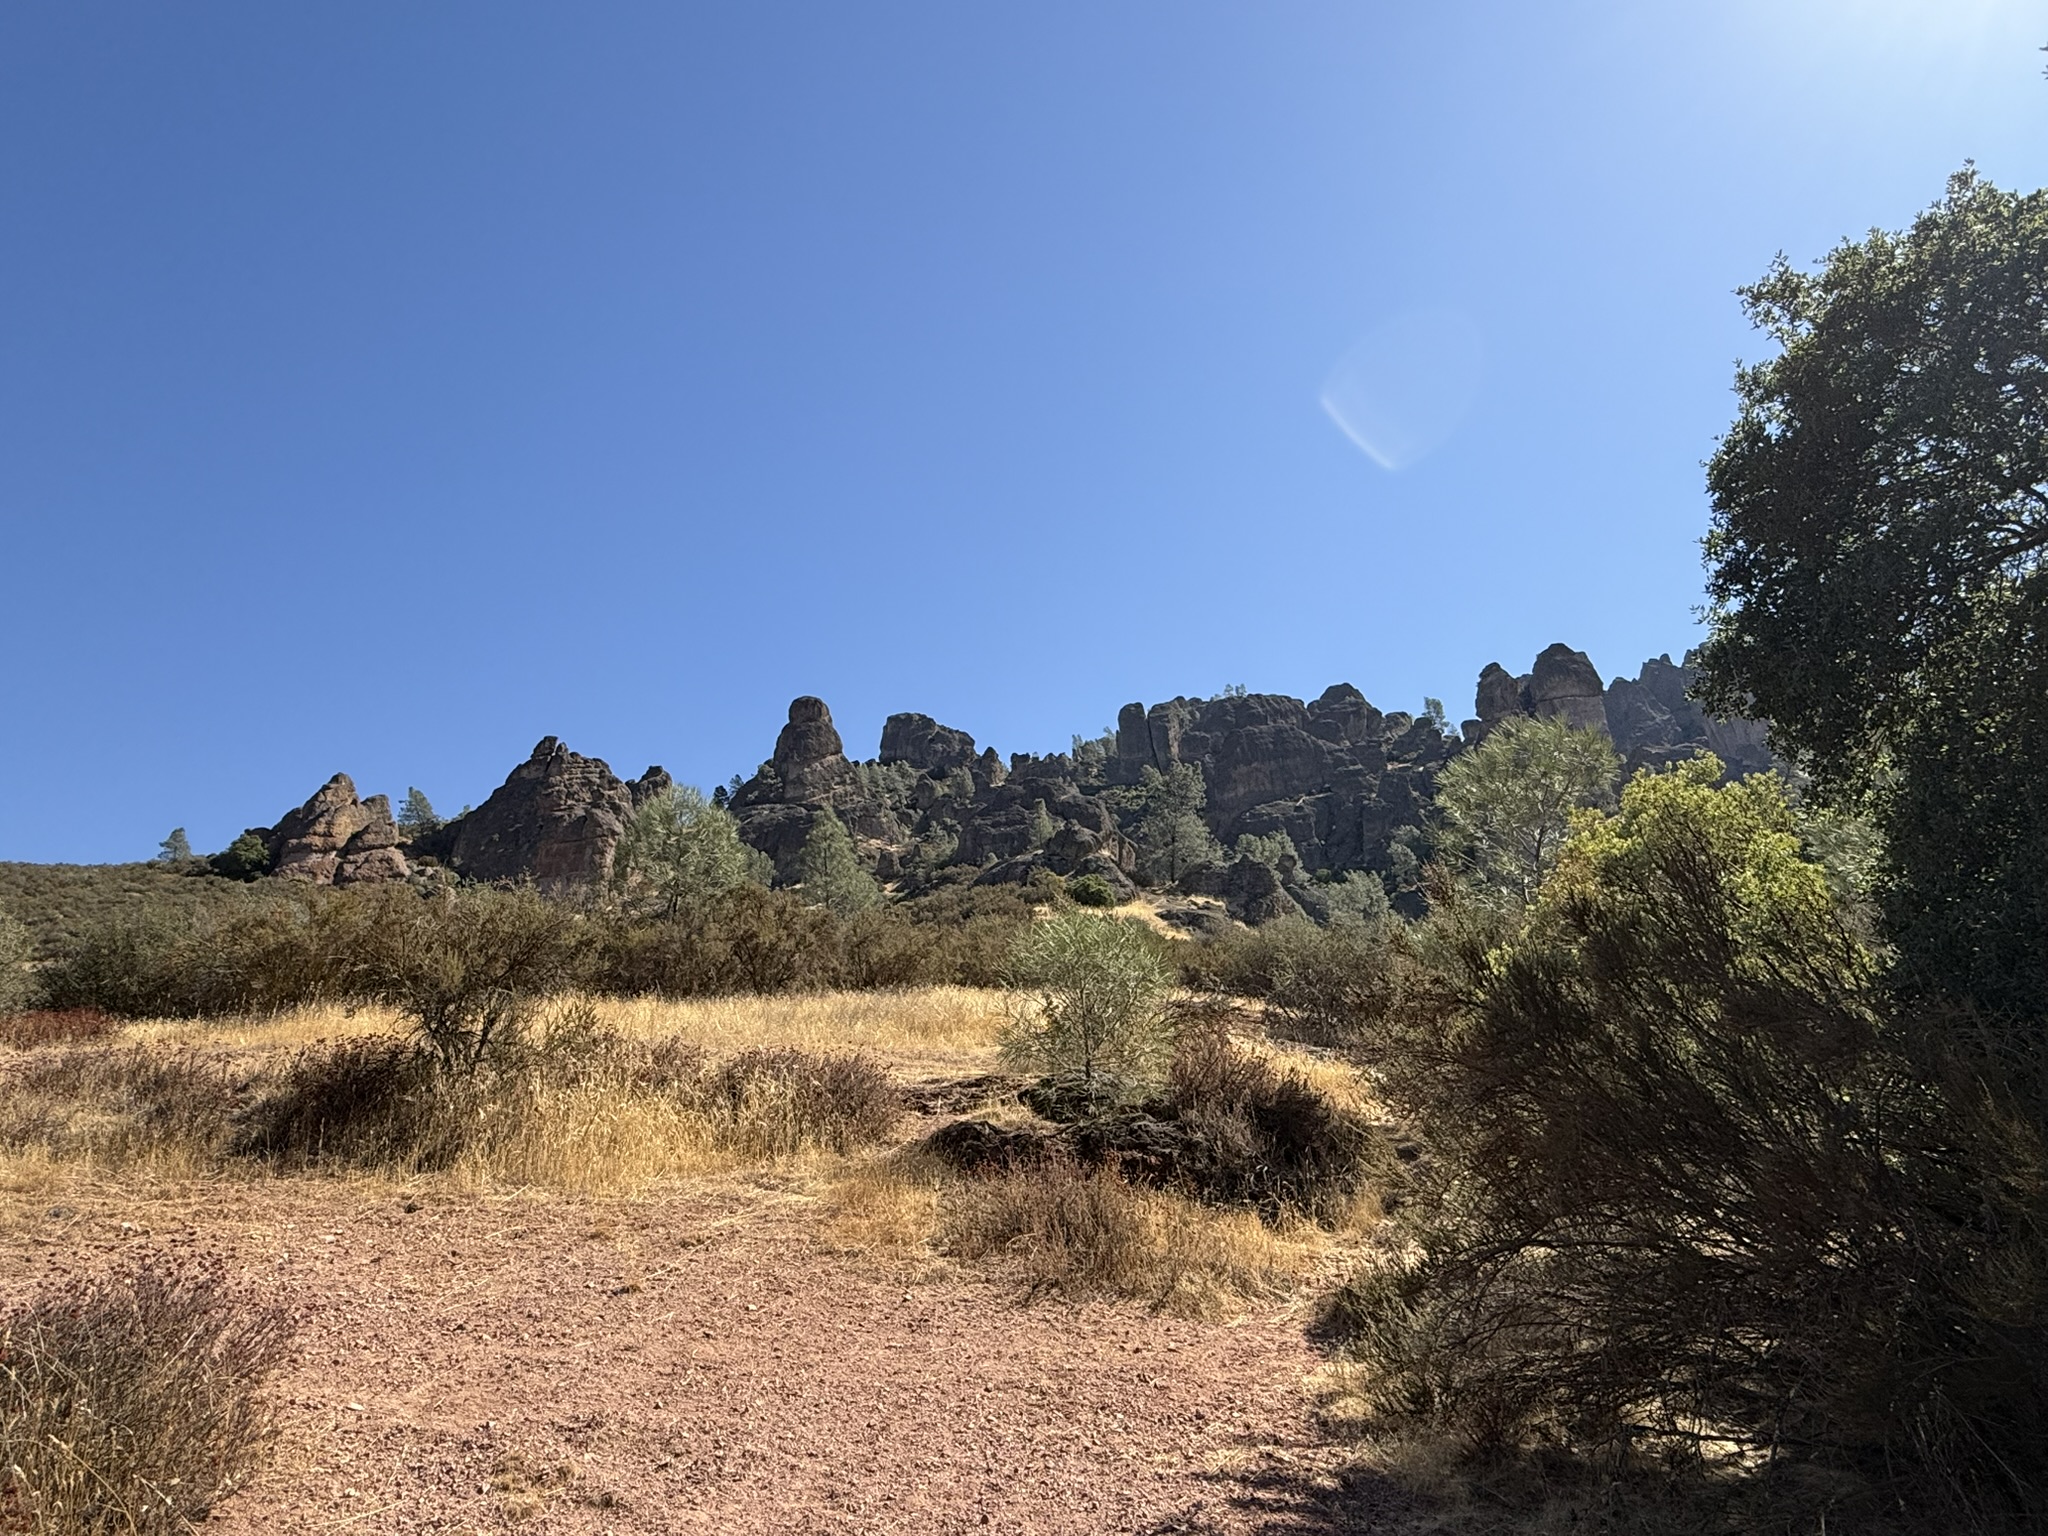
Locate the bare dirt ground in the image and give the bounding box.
[1,1174,1408,1535]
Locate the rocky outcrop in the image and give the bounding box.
[267,774,410,886]
[879,713,977,774]
[1603,653,1775,776]
[1467,645,1777,778]
[730,698,909,879]
[445,738,666,894]
[1529,643,1608,732]
[1177,854,1305,926]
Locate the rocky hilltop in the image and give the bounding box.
[231,644,1771,913]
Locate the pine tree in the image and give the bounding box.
[1027,799,1057,849]
[612,785,768,919]
[157,828,192,863]
[1129,764,1221,884]
[798,809,878,917]
[397,787,442,833]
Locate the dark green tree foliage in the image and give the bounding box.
[1699,170,2048,1015]
[157,828,192,863]
[396,787,441,833]
[797,809,878,917]
[210,831,271,882]
[1128,764,1222,884]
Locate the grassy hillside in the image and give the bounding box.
[0,861,250,960]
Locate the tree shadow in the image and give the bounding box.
[1139,1458,1421,1535]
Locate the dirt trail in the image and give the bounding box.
[3,1178,1402,1534]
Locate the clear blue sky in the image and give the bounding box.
[3,2,2043,862]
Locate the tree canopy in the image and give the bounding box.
[611,784,766,920]
[1433,715,1619,903]
[1699,170,2048,1014]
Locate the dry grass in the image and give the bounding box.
[831,1152,1333,1320]
[943,1158,1327,1319]
[118,986,1006,1069]
[0,1257,294,1534]
[588,987,1005,1070]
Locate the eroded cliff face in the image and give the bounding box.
[242,773,411,886]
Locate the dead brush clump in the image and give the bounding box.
[234,1017,901,1191]
[1164,1016,1391,1224]
[0,1010,118,1050]
[231,1037,477,1172]
[0,1046,239,1171]
[0,1257,294,1534]
[938,1155,1320,1319]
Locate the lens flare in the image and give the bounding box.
[1320,308,1484,471]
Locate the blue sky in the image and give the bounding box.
[3,2,2044,862]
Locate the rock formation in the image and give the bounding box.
[265,774,410,886]
[1602,652,1775,776]
[729,698,910,879]
[222,640,1775,918]
[445,737,669,894]
[879,713,978,774]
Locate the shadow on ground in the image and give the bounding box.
[1142,1460,1419,1535]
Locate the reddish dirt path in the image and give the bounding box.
[3,1179,1405,1534]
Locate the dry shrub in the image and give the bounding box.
[231,1038,477,1172]
[0,1010,117,1050]
[1181,915,1404,1046]
[585,885,1035,998]
[234,1020,899,1191]
[0,1048,238,1170]
[1166,1022,1389,1224]
[0,1258,293,1533]
[701,1048,900,1156]
[939,1156,1316,1318]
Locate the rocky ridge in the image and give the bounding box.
[234,644,1772,917]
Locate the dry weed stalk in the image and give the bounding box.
[0,1258,293,1534]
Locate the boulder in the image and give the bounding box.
[772,696,852,801]
[1474,662,1526,724]
[879,713,977,774]
[1529,643,1609,733]
[1307,683,1382,746]
[447,737,653,893]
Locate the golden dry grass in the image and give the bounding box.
[587,986,1005,1070]
[825,1152,1337,1321]
[114,986,1008,1072]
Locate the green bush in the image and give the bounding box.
[1001,910,1174,1090]
[1066,873,1116,908]
[1341,759,2045,1522]
[209,831,272,882]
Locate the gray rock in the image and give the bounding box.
[270,775,410,886]
[879,713,977,774]
[1529,643,1609,733]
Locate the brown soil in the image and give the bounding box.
[2,1176,1406,1534]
